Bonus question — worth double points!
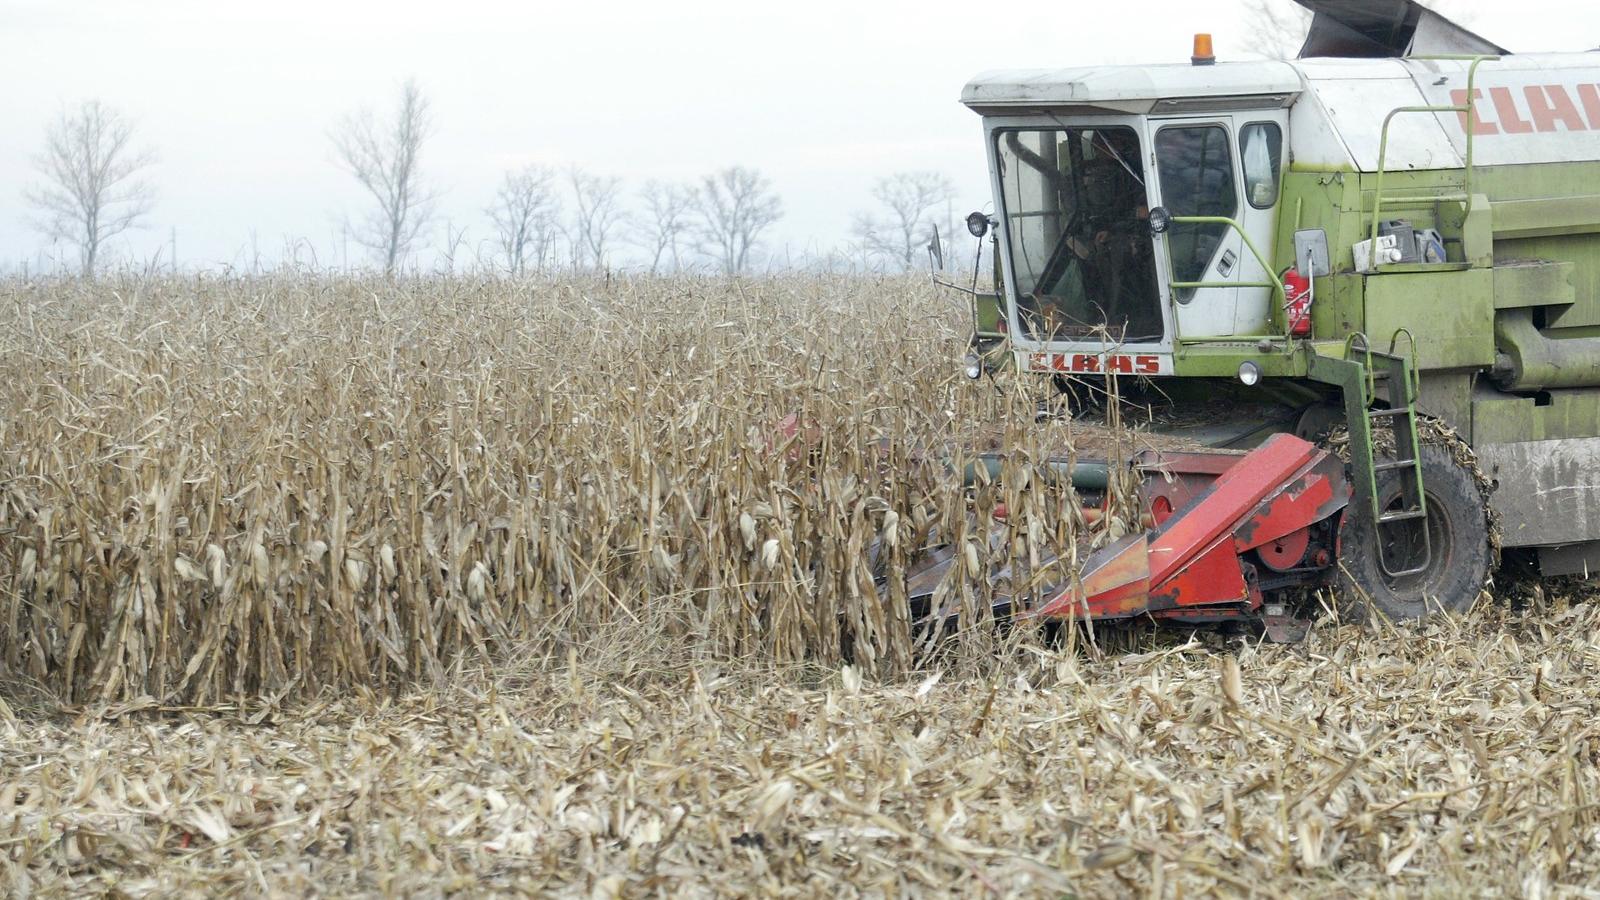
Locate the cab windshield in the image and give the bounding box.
[995,126,1161,343]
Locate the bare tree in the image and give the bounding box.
[332,78,436,275]
[25,100,156,277]
[634,179,693,274]
[845,216,885,273]
[438,220,470,275]
[567,168,626,270]
[851,171,957,272]
[1240,0,1311,59]
[691,166,783,275]
[487,166,561,275]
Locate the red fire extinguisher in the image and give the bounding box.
[1282,266,1312,337]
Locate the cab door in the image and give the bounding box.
[1147,112,1286,339]
[1148,118,1242,338]
[1232,113,1289,335]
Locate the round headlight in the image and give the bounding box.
[1148,206,1172,236]
[963,353,983,380]
[1237,360,1262,387]
[966,211,990,238]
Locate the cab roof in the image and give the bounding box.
[961,61,1304,115]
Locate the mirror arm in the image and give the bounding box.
[934,274,983,297]
[969,234,987,294]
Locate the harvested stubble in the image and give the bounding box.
[2,274,1126,705]
[5,600,1600,896]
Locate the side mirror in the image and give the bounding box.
[1293,228,1331,277]
[927,224,945,272]
[1148,206,1172,236]
[966,211,990,239]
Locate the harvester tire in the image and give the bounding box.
[1335,442,1491,624]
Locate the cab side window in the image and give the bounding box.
[1241,123,1284,210]
[1155,125,1237,299]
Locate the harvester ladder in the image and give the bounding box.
[1348,331,1431,578]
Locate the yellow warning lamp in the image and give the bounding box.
[1192,33,1216,66]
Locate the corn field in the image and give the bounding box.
[0,274,1112,705]
[8,275,1600,896]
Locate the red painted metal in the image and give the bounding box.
[994,504,1155,529]
[1230,456,1345,553]
[1149,494,1175,525]
[1029,434,1349,622]
[1139,536,1252,613]
[1284,266,1313,337]
[1081,508,1156,528]
[1142,435,1324,587]
[1257,526,1313,571]
[1133,448,1246,526]
[1132,448,1245,477]
[1031,534,1149,618]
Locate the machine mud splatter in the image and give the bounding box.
[920,0,1600,634]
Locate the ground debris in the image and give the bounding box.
[6,598,1600,895]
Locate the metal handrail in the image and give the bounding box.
[1366,55,1500,266]
[1345,331,1377,398]
[1164,214,1290,344]
[1388,327,1421,402]
[1167,215,1287,307]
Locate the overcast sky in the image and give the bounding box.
[3,1,1596,272]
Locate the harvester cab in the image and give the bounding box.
[972,80,1291,374]
[919,0,1600,635]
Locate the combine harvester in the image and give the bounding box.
[925,0,1600,636]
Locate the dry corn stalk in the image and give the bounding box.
[0,273,1121,704]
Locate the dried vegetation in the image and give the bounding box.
[6,602,1600,895]
[2,274,1107,705]
[5,275,1600,895]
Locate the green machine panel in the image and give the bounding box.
[1363,269,1494,371]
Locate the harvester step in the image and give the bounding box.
[1378,509,1427,524]
[1367,407,1410,418]
[1374,459,1418,472]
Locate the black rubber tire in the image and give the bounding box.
[1336,442,1491,623]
